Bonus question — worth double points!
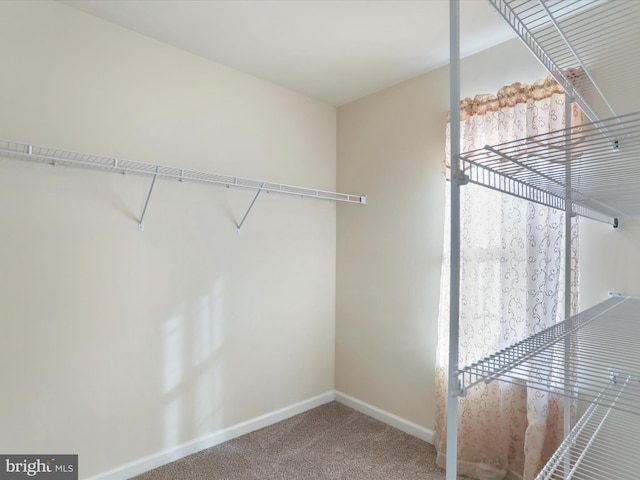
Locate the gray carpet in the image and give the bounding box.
[132,401,465,480]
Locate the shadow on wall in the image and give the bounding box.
[162,277,226,449]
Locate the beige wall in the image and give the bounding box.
[335,38,585,430]
[0,2,338,478]
[580,217,640,309]
[336,64,449,431]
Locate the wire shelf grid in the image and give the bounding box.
[0,139,366,205]
[488,0,640,127]
[535,382,640,480]
[458,296,640,416]
[459,110,640,223]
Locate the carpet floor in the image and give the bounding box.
[132,401,466,480]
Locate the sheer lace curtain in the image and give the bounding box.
[434,77,584,480]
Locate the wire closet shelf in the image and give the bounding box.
[0,139,366,205]
[457,296,640,416]
[536,396,640,480]
[465,0,640,227]
[458,110,640,226]
[488,0,640,126]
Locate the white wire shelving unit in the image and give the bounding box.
[537,380,640,480]
[459,110,640,226]
[446,0,640,479]
[459,296,640,415]
[0,139,366,232]
[488,0,640,125]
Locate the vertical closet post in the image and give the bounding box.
[563,93,573,478]
[446,1,461,479]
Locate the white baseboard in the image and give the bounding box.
[87,390,433,480]
[334,391,434,444]
[86,391,334,480]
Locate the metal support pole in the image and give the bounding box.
[138,166,159,231]
[446,1,461,479]
[563,94,573,479]
[237,182,265,234]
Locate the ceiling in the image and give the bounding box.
[61,0,517,106]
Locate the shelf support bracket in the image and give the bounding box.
[138,166,159,231]
[237,182,265,235]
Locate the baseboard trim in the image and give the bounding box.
[86,391,335,480]
[87,390,434,479]
[334,391,434,444]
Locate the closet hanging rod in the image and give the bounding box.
[0,139,367,205]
